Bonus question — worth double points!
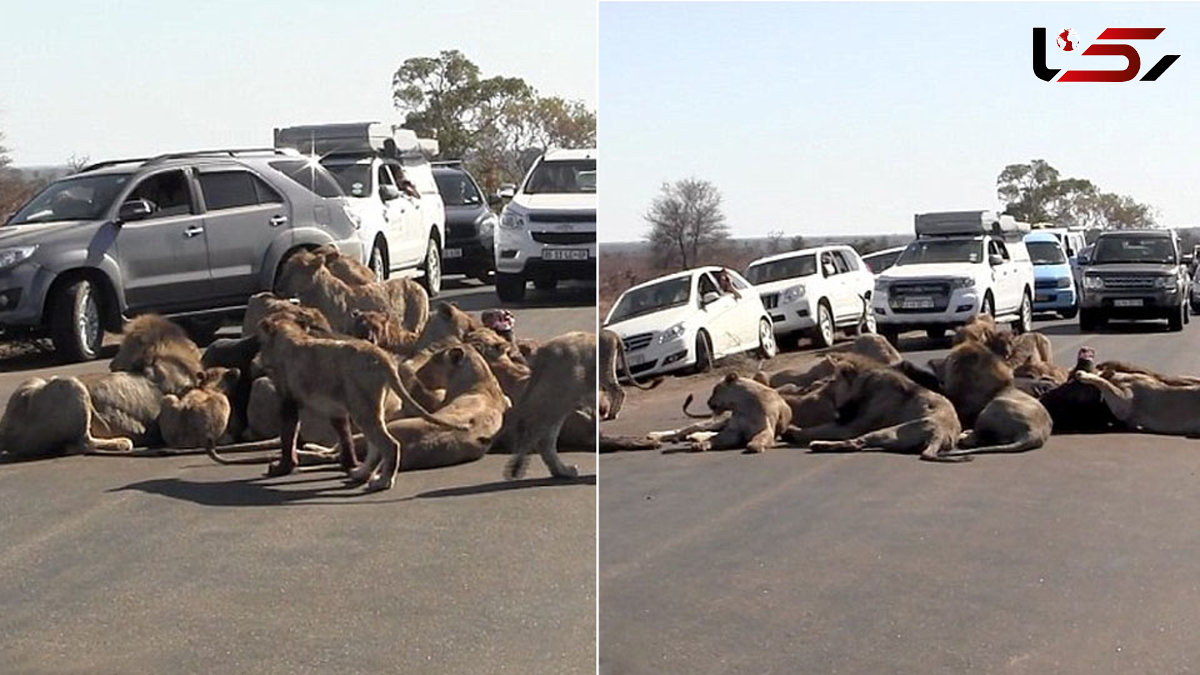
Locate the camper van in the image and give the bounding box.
[274,122,446,294]
[873,210,1035,344]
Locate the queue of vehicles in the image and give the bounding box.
[606,209,1193,378]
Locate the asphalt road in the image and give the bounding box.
[600,315,1200,674]
[0,277,598,675]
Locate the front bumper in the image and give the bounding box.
[1081,288,1179,316]
[618,334,694,379]
[1033,285,1077,311]
[764,297,816,334]
[874,288,982,327]
[0,262,54,334]
[443,228,493,276]
[495,224,596,277]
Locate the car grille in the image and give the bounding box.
[447,222,477,239]
[527,211,596,224]
[1100,275,1155,290]
[531,231,596,245]
[629,360,658,375]
[887,282,951,313]
[1035,279,1060,290]
[622,332,654,352]
[760,293,779,310]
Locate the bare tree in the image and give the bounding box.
[0,130,35,222]
[644,177,729,270]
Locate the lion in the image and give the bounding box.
[254,315,466,492]
[109,314,203,395]
[0,377,135,460]
[1071,369,1200,436]
[755,351,886,390]
[275,250,427,336]
[490,331,596,479]
[935,340,1013,427]
[598,328,662,421]
[350,309,420,357]
[159,367,241,450]
[679,373,792,453]
[412,302,484,355]
[824,333,902,366]
[775,380,840,428]
[310,243,376,286]
[201,335,260,442]
[953,315,1065,385]
[781,364,963,461]
[242,292,333,340]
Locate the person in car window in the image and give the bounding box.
[716,268,742,300]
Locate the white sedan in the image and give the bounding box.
[604,266,777,378]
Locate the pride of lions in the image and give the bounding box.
[0,244,597,492]
[607,314,1200,461]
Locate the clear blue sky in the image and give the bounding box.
[0,0,596,165]
[600,2,1200,241]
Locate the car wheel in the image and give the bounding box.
[980,293,994,318]
[1059,307,1078,319]
[1079,308,1098,332]
[925,327,947,341]
[420,237,441,297]
[812,301,835,348]
[1169,303,1185,332]
[1013,291,1033,334]
[756,318,778,359]
[50,279,104,362]
[369,240,388,281]
[495,272,526,303]
[534,278,558,291]
[693,330,714,373]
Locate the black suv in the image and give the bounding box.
[432,162,498,283]
[0,149,360,360]
[1078,229,1191,332]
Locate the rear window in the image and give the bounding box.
[198,172,259,210]
[268,159,344,199]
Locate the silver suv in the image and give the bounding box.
[0,148,362,361]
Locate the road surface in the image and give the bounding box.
[600,316,1200,674]
[0,277,598,675]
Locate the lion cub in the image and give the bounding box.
[159,367,241,450]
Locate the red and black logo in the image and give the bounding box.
[1034,27,1180,82]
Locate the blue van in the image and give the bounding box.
[1024,231,1077,318]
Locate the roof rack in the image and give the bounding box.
[78,157,153,173]
[144,148,297,165]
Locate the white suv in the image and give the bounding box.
[873,211,1035,344]
[745,245,876,348]
[495,149,596,302]
[274,122,447,295]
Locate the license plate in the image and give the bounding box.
[627,352,645,366]
[900,296,935,309]
[1035,295,1051,303]
[1114,299,1143,307]
[444,247,463,259]
[543,248,589,261]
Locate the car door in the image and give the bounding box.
[838,249,871,316]
[196,167,290,303]
[990,239,1019,313]
[725,270,761,346]
[377,163,413,270]
[697,271,741,355]
[114,167,213,312]
[830,250,859,321]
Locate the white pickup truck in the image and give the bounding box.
[873,210,1035,345]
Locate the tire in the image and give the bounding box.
[980,293,994,318]
[850,302,877,336]
[1013,291,1033,334]
[534,278,558,291]
[50,279,105,362]
[1169,303,1185,332]
[812,301,835,348]
[495,272,526,303]
[368,240,388,281]
[1059,307,1078,319]
[925,327,946,340]
[756,318,778,359]
[692,330,714,374]
[419,237,441,297]
[471,270,493,285]
[881,328,901,348]
[1079,308,1099,332]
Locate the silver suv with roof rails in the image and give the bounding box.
[0,148,361,361]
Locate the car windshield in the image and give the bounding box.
[1093,236,1176,264]
[896,239,983,265]
[864,251,900,273]
[608,276,692,323]
[434,170,482,206]
[523,159,596,194]
[745,254,817,284]
[322,162,372,198]
[8,173,132,225]
[268,159,344,198]
[1027,241,1067,265]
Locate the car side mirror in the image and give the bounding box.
[379,184,403,201]
[701,291,720,307]
[988,254,1004,266]
[117,198,155,223]
[487,193,503,208]
[1078,254,1090,266]
[497,186,516,200]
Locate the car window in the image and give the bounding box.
[269,159,344,199]
[820,252,839,277]
[199,171,265,211]
[433,170,483,206]
[745,254,816,284]
[253,177,283,204]
[522,159,597,195]
[7,173,132,224]
[831,251,851,274]
[838,250,860,271]
[127,169,194,218]
[864,251,900,273]
[726,272,750,290]
[698,273,719,297]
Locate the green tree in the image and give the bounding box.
[996,159,1098,226]
[644,178,729,270]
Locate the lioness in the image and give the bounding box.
[256,316,466,492]
[1071,369,1200,436]
[0,377,135,459]
[310,243,376,286]
[782,365,963,461]
[681,373,792,453]
[242,292,333,340]
[350,309,420,357]
[159,367,241,450]
[275,250,426,336]
[490,331,596,479]
[598,328,662,420]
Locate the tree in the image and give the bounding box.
[997,159,1156,230]
[644,178,729,270]
[0,130,35,222]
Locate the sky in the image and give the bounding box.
[0,0,596,166]
[599,2,1200,241]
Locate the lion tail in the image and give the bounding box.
[681,394,712,419]
[927,434,1046,460]
[386,365,470,431]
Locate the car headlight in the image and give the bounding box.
[499,210,525,230]
[658,322,686,344]
[0,246,37,269]
[949,277,975,290]
[780,284,806,304]
[479,214,497,238]
[874,279,889,294]
[344,207,362,230]
[1155,276,1173,289]
[1083,275,1104,290]
[1055,277,1072,289]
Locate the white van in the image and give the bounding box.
[274,122,447,295]
[745,245,875,348]
[873,211,1035,344]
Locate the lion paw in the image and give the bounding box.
[265,461,295,478]
[505,456,528,480]
[363,473,396,493]
[552,464,579,480]
[688,440,711,452]
[346,466,372,485]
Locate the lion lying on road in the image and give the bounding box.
[681,373,792,453]
[1072,369,1200,436]
[159,367,240,451]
